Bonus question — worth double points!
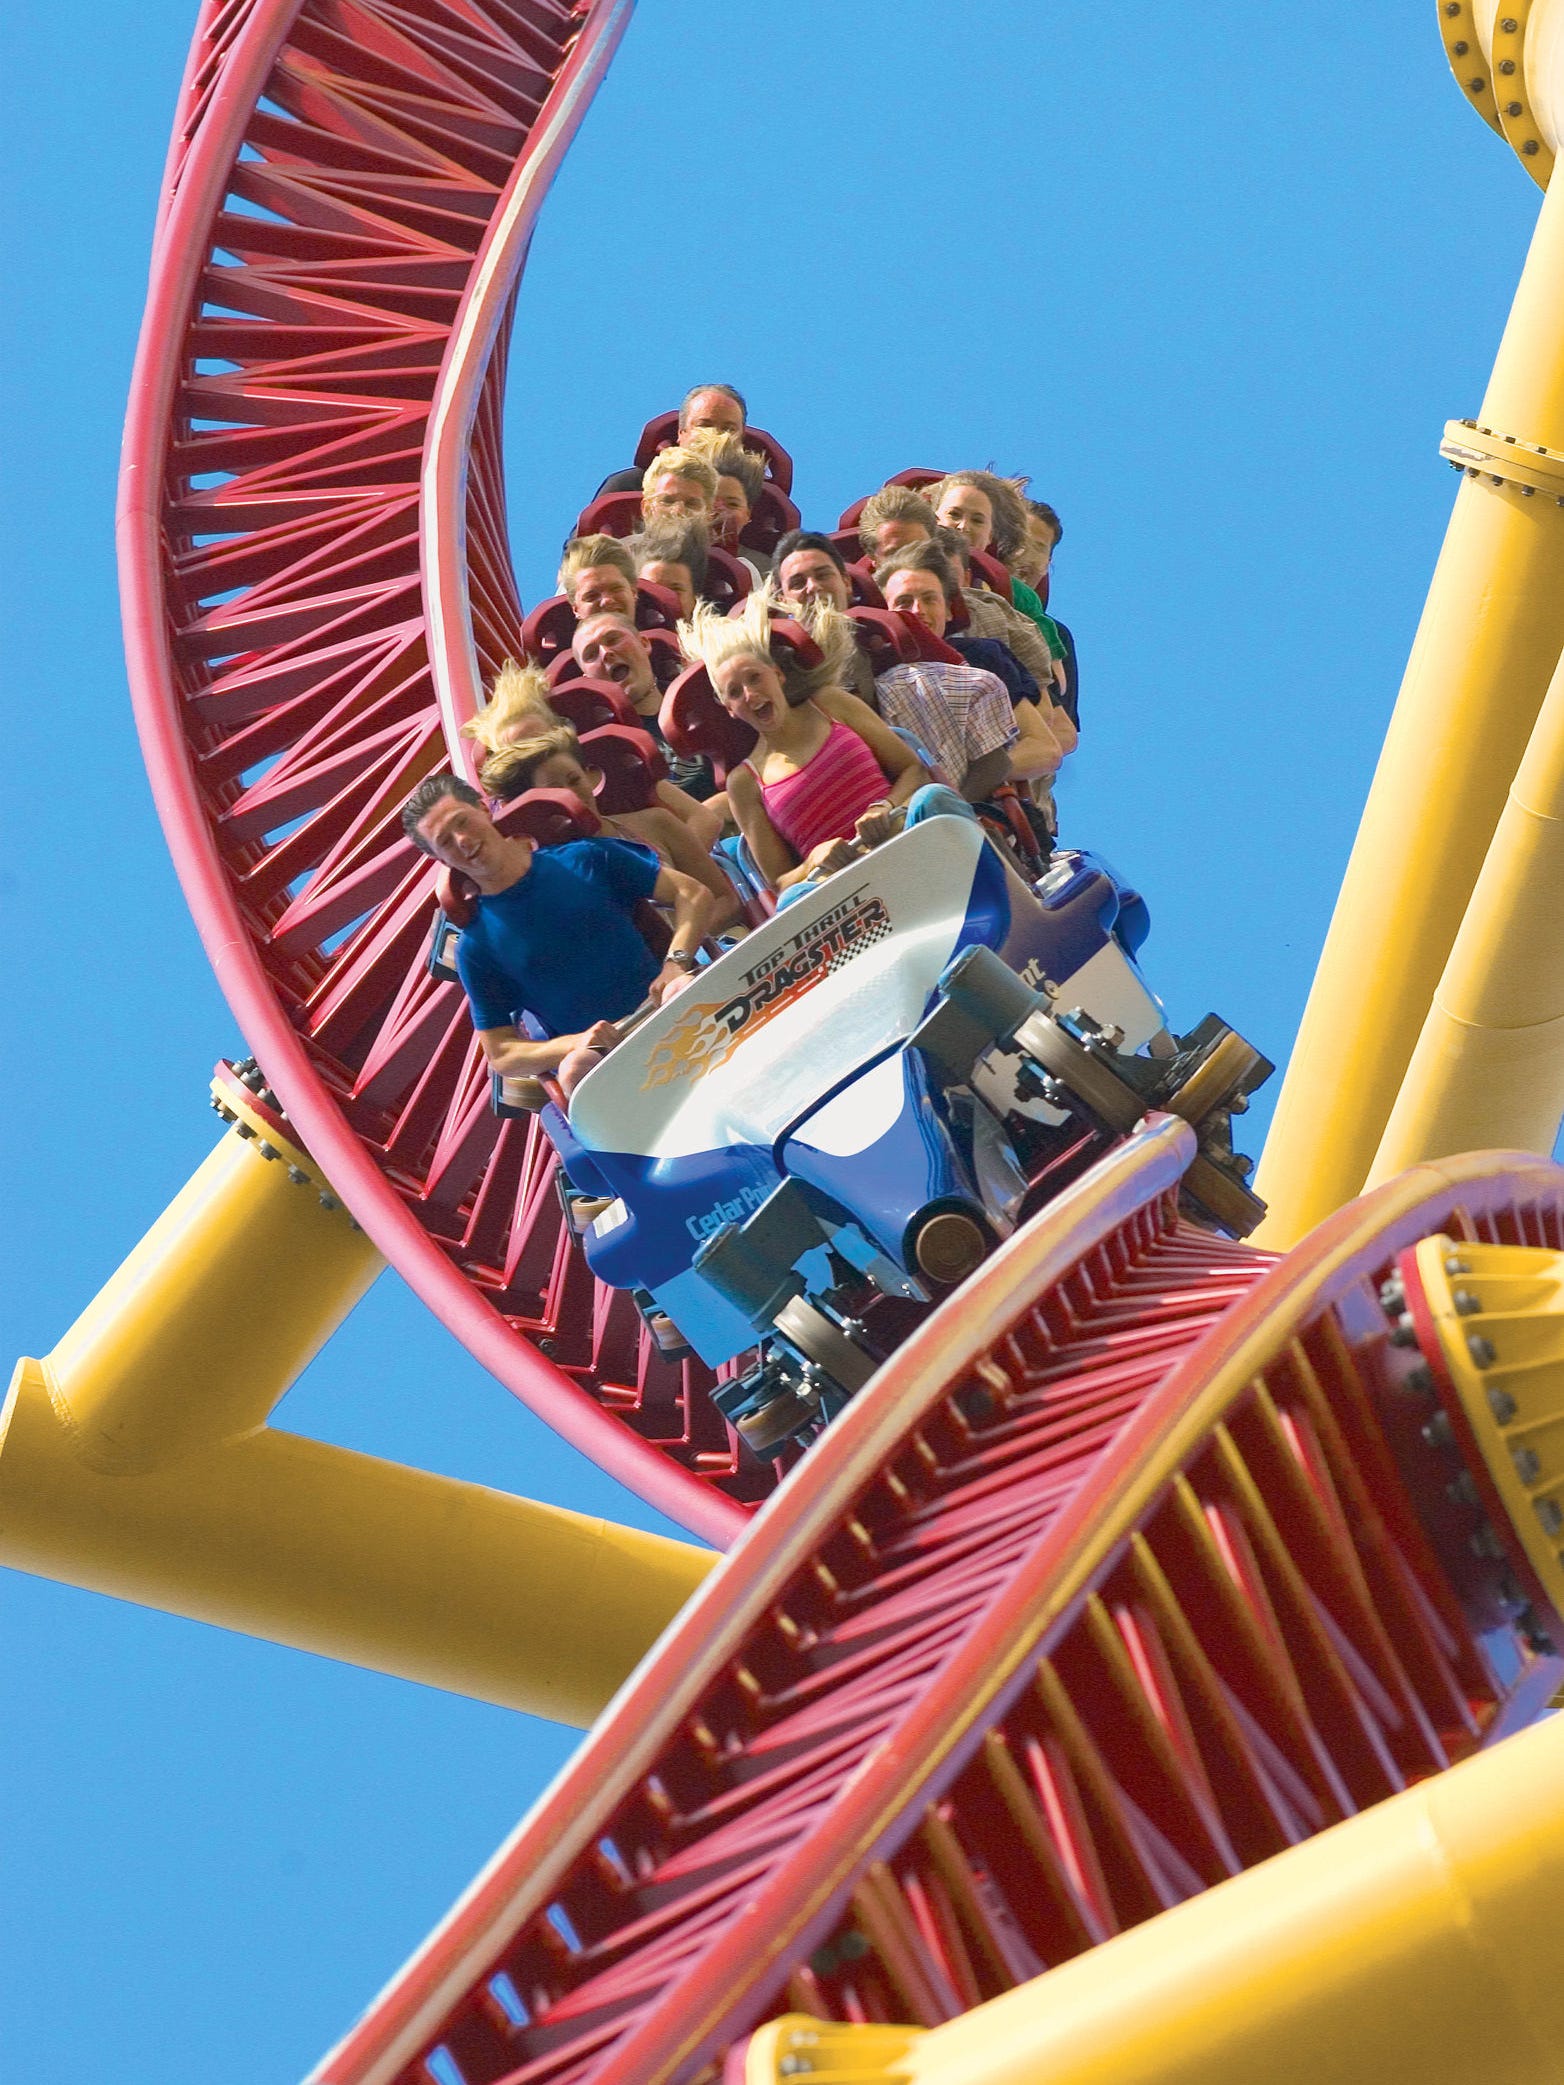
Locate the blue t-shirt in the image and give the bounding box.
[455,837,661,1037]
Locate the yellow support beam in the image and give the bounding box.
[741,1710,1564,2084]
[1368,639,1564,1179]
[1255,159,1564,1245]
[47,1102,384,1470]
[2,1098,713,1723]
[0,1358,711,1723]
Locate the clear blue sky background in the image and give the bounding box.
[0,4,1543,2078]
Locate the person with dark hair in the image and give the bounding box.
[1013,498,1080,731]
[401,774,710,1096]
[624,522,709,618]
[678,382,747,439]
[874,544,1063,804]
[929,526,1059,696]
[857,485,941,563]
[681,430,769,578]
[571,609,717,801]
[1015,499,1062,594]
[774,531,850,612]
[774,532,879,705]
[591,384,753,498]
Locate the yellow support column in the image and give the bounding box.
[742,1711,1564,2085]
[1,1074,713,1722]
[1367,639,1564,1178]
[1256,143,1564,1244]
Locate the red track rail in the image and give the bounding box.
[116,0,784,1547]
[308,1125,1564,2085]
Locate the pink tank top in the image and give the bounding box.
[748,720,889,859]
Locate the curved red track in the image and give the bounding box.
[306,1123,1564,2085]
[118,0,777,1547]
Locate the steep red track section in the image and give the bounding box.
[118,0,771,1547]
[309,1124,1564,2085]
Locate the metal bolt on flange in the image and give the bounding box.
[1513,1446,1542,1484]
[1537,1498,1564,1538]
[1424,1411,1456,1449]
[1453,1289,1482,1315]
[1468,1334,1498,1368]
[1488,1386,1518,1424]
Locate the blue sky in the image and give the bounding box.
[0,4,1542,2078]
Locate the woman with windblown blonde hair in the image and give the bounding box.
[460,656,554,761]
[678,586,974,902]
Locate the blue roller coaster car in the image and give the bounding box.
[549,817,1270,1454]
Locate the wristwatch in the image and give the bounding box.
[665,949,700,973]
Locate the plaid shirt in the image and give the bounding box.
[873,660,1017,791]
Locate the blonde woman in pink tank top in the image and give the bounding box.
[679,590,929,896]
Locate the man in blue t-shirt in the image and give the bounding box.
[403,775,711,1096]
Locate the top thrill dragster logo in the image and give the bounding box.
[641,885,893,1091]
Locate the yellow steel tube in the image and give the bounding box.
[1255,163,1564,1246]
[6,1115,714,1718]
[0,1357,713,1723]
[745,1712,1564,2085]
[1368,639,1564,1177]
[48,1123,383,1470]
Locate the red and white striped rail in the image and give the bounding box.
[308,1121,1564,2085]
[117,0,789,1546]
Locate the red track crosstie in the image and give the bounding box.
[118,0,780,1546]
[308,1123,1564,2085]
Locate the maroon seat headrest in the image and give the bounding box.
[836,470,945,536]
[945,588,972,633]
[702,546,752,610]
[661,661,757,779]
[521,593,576,663]
[547,680,640,736]
[573,489,642,540]
[847,606,918,678]
[737,482,802,556]
[645,627,684,689]
[768,614,823,671]
[580,722,666,815]
[846,562,884,609]
[494,789,601,844]
[829,525,866,562]
[635,578,683,629]
[632,411,795,496]
[969,546,1014,597]
[885,609,965,668]
[545,649,587,688]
